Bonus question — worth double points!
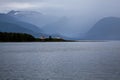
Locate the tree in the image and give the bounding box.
[0,32,35,42]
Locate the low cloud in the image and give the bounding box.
[6,2,37,9]
[0,1,63,12]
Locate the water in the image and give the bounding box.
[0,41,120,80]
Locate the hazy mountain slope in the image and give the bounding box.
[0,22,34,33]
[7,10,59,28]
[0,14,42,37]
[84,17,120,40]
[42,17,68,35]
[7,10,85,40]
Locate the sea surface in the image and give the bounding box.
[0,41,120,80]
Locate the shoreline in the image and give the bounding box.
[0,40,111,42]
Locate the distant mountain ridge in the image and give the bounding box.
[7,10,42,15]
[7,10,59,28]
[7,10,75,39]
[1,10,120,40]
[0,14,42,37]
[84,17,120,40]
[6,10,83,40]
[0,11,66,39]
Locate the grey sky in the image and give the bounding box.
[0,0,120,17]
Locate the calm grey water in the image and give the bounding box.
[0,41,120,80]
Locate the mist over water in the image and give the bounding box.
[0,41,120,80]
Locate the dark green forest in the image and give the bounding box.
[0,32,35,42]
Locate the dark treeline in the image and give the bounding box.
[0,32,72,42]
[0,32,35,42]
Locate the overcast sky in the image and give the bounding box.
[0,0,120,17]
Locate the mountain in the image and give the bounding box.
[41,17,79,40]
[83,17,120,40]
[7,10,84,40]
[0,13,42,37]
[7,10,59,28]
[42,17,68,35]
